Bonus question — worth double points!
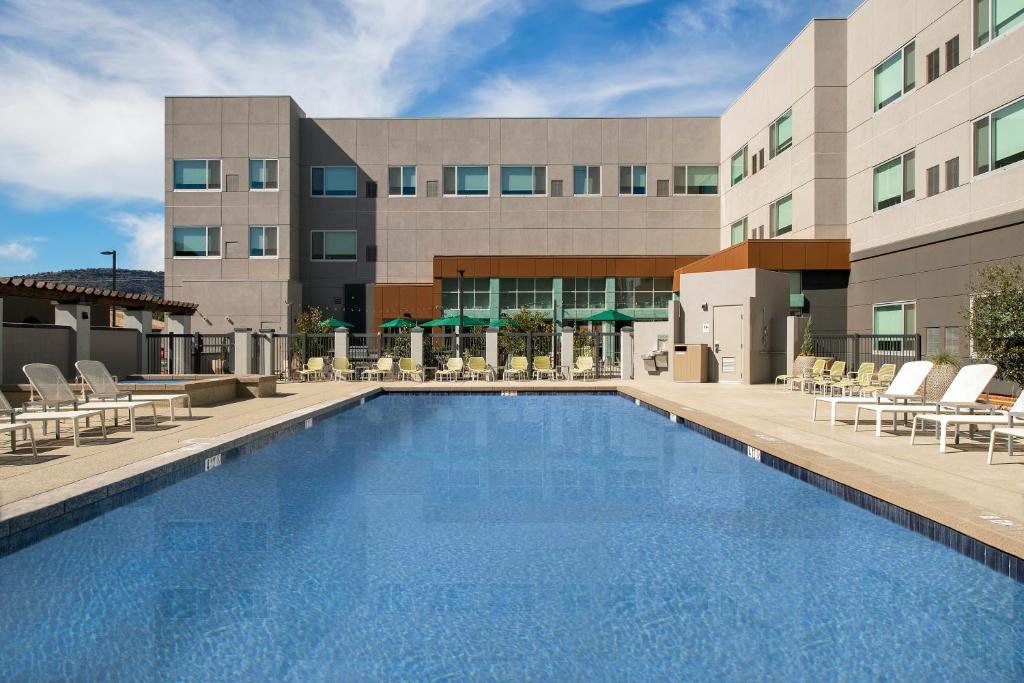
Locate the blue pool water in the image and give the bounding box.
[1,393,1022,681]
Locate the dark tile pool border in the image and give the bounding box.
[619,391,1024,584]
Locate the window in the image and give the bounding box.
[441,278,491,310]
[769,109,793,158]
[173,160,220,190]
[873,301,916,352]
[926,327,942,356]
[926,165,940,196]
[499,278,553,311]
[618,165,647,195]
[730,218,747,245]
[975,0,1024,48]
[614,277,673,311]
[730,146,747,186]
[573,166,601,196]
[671,165,718,195]
[872,150,915,211]
[310,230,357,261]
[946,35,960,70]
[973,97,1024,175]
[501,166,546,196]
[172,226,220,257]
[249,159,278,190]
[311,166,357,197]
[786,272,804,310]
[946,157,960,189]
[249,226,278,258]
[443,165,489,196]
[770,195,793,236]
[561,278,606,310]
[926,49,941,83]
[945,326,961,355]
[388,166,416,196]
[874,41,915,111]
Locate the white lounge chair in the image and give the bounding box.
[911,390,1024,453]
[76,360,192,422]
[812,360,933,425]
[854,363,998,437]
[23,363,157,433]
[987,426,1024,465]
[0,391,37,455]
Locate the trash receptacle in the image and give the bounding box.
[673,344,708,382]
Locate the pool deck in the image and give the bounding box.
[1,378,1022,565]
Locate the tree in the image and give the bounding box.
[498,308,556,359]
[964,262,1024,388]
[291,306,324,367]
[800,316,814,356]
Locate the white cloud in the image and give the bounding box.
[578,0,651,12]
[0,239,38,263]
[109,212,165,271]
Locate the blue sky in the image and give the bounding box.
[0,0,859,278]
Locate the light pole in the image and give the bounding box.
[457,269,465,358]
[101,250,117,326]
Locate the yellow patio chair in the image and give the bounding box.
[398,357,422,382]
[861,363,897,395]
[812,361,846,394]
[435,357,464,382]
[331,356,355,381]
[467,356,494,381]
[503,356,529,380]
[570,355,595,380]
[776,356,815,387]
[298,357,325,381]
[829,362,874,395]
[795,358,827,392]
[362,357,394,381]
[532,355,557,380]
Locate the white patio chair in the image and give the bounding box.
[911,390,1024,453]
[812,361,932,425]
[76,360,192,422]
[23,363,157,433]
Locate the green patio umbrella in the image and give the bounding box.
[322,317,353,329]
[487,317,518,329]
[380,317,416,329]
[584,309,634,323]
[421,314,490,327]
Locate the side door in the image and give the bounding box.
[712,305,744,383]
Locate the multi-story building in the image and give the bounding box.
[166,0,1024,362]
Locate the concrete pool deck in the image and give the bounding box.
[1,378,1022,565]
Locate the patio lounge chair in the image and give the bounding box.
[854,363,998,437]
[812,360,933,425]
[362,357,394,381]
[435,357,464,382]
[797,359,829,393]
[987,426,1024,465]
[570,355,595,380]
[398,357,422,382]
[298,357,326,381]
[467,356,494,381]
[775,357,822,388]
[811,361,846,395]
[503,356,529,381]
[910,390,1024,453]
[75,360,193,422]
[0,391,37,455]
[23,363,156,433]
[533,356,557,380]
[331,357,355,381]
[828,362,875,396]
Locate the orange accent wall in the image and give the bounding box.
[672,239,850,289]
[433,255,702,279]
[372,284,435,329]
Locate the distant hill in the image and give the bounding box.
[13,268,165,297]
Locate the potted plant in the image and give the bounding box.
[924,351,960,402]
[799,316,814,356]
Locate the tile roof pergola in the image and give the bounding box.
[0,277,197,316]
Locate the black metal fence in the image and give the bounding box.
[145,333,233,375]
[575,331,620,378]
[812,334,922,371]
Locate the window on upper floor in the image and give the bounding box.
[873,301,916,352]
[672,165,719,195]
[873,150,915,211]
[311,166,357,197]
[443,165,489,196]
[926,49,941,83]
[769,109,793,158]
[249,159,278,190]
[926,165,940,196]
[311,230,357,261]
[249,226,278,258]
[173,160,220,190]
[172,226,220,257]
[973,96,1024,175]
[388,166,416,196]
[561,278,607,310]
[618,165,647,195]
[501,166,546,196]
[946,35,960,70]
[441,277,491,310]
[730,146,747,186]
[614,277,673,311]
[730,218,748,245]
[499,278,553,311]
[770,195,793,237]
[573,166,601,196]
[874,41,915,111]
[975,0,1024,48]
[946,157,960,189]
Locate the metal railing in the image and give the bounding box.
[575,331,620,378]
[812,334,922,371]
[144,333,233,375]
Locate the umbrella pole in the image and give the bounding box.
[457,269,465,358]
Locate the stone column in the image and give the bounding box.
[257,329,274,376]
[786,315,809,377]
[410,326,424,369]
[620,326,634,380]
[561,326,574,380]
[122,309,153,375]
[335,327,349,359]
[233,327,252,375]
[485,326,499,372]
[165,314,192,375]
[54,302,92,376]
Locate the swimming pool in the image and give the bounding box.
[1,393,1022,680]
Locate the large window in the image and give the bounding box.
[615,278,673,310]
[310,230,357,261]
[873,150,915,211]
[618,165,647,195]
[249,226,278,258]
[730,146,747,186]
[388,166,416,196]
[441,278,490,310]
[770,195,793,236]
[443,165,489,196]
[249,159,278,190]
[561,278,606,310]
[769,109,793,158]
[172,226,220,257]
[499,278,553,311]
[974,97,1024,175]
[173,160,220,190]
[573,165,601,196]
[873,301,917,352]
[672,165,719,195]
[975,0,1024,48]
[311,166,357,197]
[730,217,748,245]
[501,166,546,196]
[874,41,915,111]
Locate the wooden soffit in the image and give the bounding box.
[672,239,850,290]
